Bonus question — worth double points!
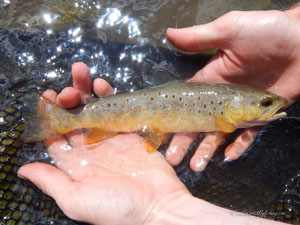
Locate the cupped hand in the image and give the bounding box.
[17,62,288,225]
[17,62,189,225]
[166,8,300,171]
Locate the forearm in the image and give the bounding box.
[146,194,286,225]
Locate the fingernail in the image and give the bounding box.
[224,156,231,162]
[194,157,208,172]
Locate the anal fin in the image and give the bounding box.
[84,128,117,145]
[214,115,236,133]
[138,128,165,153]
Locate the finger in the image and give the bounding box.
[93,78,114,97]
[18,163,76,209]
[166,132,198,166]
[162,133,171,144]
[190,132,227,172]
[72,62,92,103]
[166,15,231,52]
[56,87,81,108]
[224,127,260,161]
[42,89,57,102]
[65,129,85,147]
[189,50,235,83]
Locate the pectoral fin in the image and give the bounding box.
[214,115,235,133]
[84,128,117,145]
[138,128,165,153]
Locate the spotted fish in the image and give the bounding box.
[21,81,287,152]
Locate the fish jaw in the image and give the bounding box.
[236,106,287,128]
[259,96,288,122]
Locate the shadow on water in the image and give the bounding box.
[0,0,300,224]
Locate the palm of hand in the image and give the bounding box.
[18,63,188,225]
[43,131,187,224]
[197,10,300,98]
[165,9,300,171]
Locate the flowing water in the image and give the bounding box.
[1,0,300,224]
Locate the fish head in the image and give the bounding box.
[224,87,288,128]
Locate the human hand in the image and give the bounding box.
[18,62,189,224]
[166,8,300,171]
[17,62,287,225]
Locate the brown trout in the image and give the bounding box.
[21,81,287,152]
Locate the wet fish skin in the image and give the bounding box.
[21,81,287,151]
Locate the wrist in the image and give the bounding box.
[145,192,287,225]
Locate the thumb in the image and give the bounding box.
[166,15,232,52]
[18,162,76,209]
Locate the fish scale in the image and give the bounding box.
[81,82,236,133]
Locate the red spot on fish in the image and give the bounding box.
[121,110,124,113]
[184,103,187,107]
[198,110,201,114]
[131,108,133,112]
[189,108,192,112]
[209,112,212,116]
[159,105,162,108]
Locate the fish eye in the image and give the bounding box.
[260,95,273,107]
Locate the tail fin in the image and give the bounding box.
[21,93,70,142]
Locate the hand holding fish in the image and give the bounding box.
[18,62,286,225]
[166,7,300,171]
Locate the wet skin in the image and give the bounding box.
[18,62,286,225]
[166,8,300,171]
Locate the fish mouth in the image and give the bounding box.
[265,111,287,121]
[238,99,288,128]
[253,99,288,125]
[261,97,288,122]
